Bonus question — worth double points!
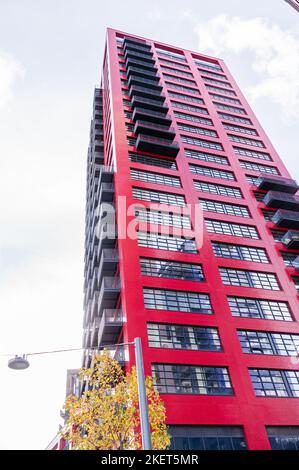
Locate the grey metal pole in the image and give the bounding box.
[134,337,152,450]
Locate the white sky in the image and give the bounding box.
[0,0,298,450]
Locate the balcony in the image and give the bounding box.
[124,42,152,55]
[97,276,120,313]
[98,248,119,280]
[133,107,172,126]
[128,75,162,91]
[123,37,151,51]
[124,50,154,64]
[134,120,176,140]
[125,57,157,73]
[98,182,115,203]
[129,84,165,101]
[282,230,299,249]
[99,165,114,184]
[127,65,160,81]
[131,95,168,114]
[136,134,179,157]
[97,309,123,346]
[272,209,299,229]
[263,191,299,211]
[256,175,298,194]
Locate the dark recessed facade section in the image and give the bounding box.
[282,230,299,250]
[125,57,158,72]
[128,75,163,91]
[263,191,299,211]
[124,42,153,56]
[124,50,155,64]
[123,37,152,51]
[131,95,168,114]
[127,65,160,81]
[134,120,176,140]
[256,175,299,194]
[129,84,165,101]
[97,276,120,313]
[272,209,299,229]
[132,107,172,126]
[97,309,123,346]
[294,256,299,272]
[136,134,179,157]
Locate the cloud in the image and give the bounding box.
[193,15,299,123]
[0,51,24,108]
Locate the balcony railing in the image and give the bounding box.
[272,209,299,229]
[127,66,160,81]
[256,175,298,194]
[125,57,158,73]
[129,84,165,101]
[131,95,168,114]
[263,191,299,211]
[124,50,154,63]
[123,37,151,50]
[124,43,153,55]
[97,182,115,203]
[128,75,162,91]
[97,309,123,346]
[136,134,180,157]
[97,276,121,315]
[282,230,299,249]
[132,106,172,126]
[134,120,175,139]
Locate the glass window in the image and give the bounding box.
[143,288,213,314]
[239,161,278,174]
[170,100,209,115]
[219,268,280,290]
[234,147,272,161]
[267,427,299,451]
[133,187,185,206]
[174,112,213,126]
[140,258,204,281]
[130,169,181,187]
[189,164,235,180]
[195,181,242,198]
[218,112,252,125]
[249,369,299,398]
[129,152,177,170]
[238,330,299,356]
[200,199,250,218]
[135,208,191,229]
[205,219,259,239]
[214,102,247,115]
[182,135,223,151]
[178,123,217,137]
[228,134,265,148]
[168,92,204,104]
[185,149,228,165]
[210,94,241,106]
[212,242,269,263]
[228,297,293,321]
[223,123,258,136]
[169,426,247,451]
[137,231,197,253]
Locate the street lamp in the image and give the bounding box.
[5,337,152,450]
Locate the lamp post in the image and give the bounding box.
[6,337,152,450]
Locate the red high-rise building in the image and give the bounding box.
[82,28,299,451]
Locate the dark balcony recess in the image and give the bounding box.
[129,85,165,101]
[133,107,172,126]
[124,50,154,64]
[123,38,151,50]
[136,134,179,157]
[98,249,119,280]
[256,175,299,194]
[131,96,169,114]
[134,120,176,140]
[97,276,120,313]
[97,309,123,346]
[125,58,158,73]
[294,256,299,272]
[272,209,299,229]
[124,42,153,55]
[98,165,114,184]
[127,65,160,81]
[282,230,299,250]
[263,191,299,211]
[98,182,115,203]
[128,75,162,91]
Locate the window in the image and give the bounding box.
[125,122,134,132]
[200,70,229,81]
[161,66,193,77]
[168,92,204,104]
[129,152,177,170]
[210,94,241,105]
[234,147,272,161]
[133,187,186,206]
[174,111,213,126]
[218,112,252,125]
[228,297,293,322]
[238,330,299,356]
[127,137,136,146]
[182,136,223,151]
[156,49,187,62]
[246,175,258,185]
[138,232,197,253]
[219,268,280,290]
[171,101,209,115]
[203,77,233,89]
[271,229,286,242]
[143,288,213,313]
[191,165,235,181]
[223,123,258,136]
[229,135,265,148]
[239,161,279,174]
[212,242,269,263]
[159,58,190,70]
[267,427,299,451]
[164,74,197,86]
[124,110,133,119]
[194,59,223,71]
[194,181,242,199]
[186,149,228,166]
[254,191,266,202]
[206,85,237,97]
[214,103,247,115]
[178,123,217,137]
[200,200,250,218]
[166,82,200,95]
[135,208,191,229]
[169,426,247,451]
[262,209,276,221]
[152,364,233,395]
[140,257,204,281]
[147,323,221,351]
[249,368,299,398]
[205,219,259,239]
[130,168,181,187]
[281,252,298,268]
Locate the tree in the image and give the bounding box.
[61,350,171,450]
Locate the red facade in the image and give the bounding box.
[83,28,299,451]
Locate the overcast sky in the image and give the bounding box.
[0,0,298,450]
